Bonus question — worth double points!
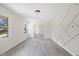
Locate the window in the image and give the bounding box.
[0,15,8,38]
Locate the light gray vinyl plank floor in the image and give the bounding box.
[3,38,72,56]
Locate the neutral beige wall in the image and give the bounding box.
[0,5,25,55]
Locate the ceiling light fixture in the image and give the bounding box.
[35,10,40,14]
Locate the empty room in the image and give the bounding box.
[0,3,79,56]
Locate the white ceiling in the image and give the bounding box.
[2,3,72,23]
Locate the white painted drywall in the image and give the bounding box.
[38,4,79,55]
[0,5,25,55]
[26,19,40,38]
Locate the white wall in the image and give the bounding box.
[54,4,79,55]
[0,5,25,55]
[26,19,40,38]
[39,4,79,55]
[39,21,54,38]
